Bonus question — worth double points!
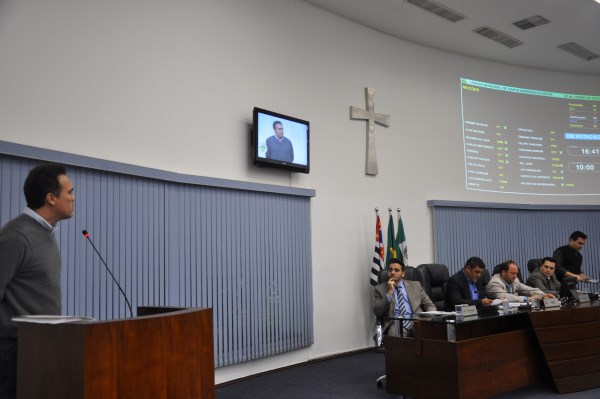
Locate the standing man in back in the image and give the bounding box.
[553,231,588,282]
[0,164,75,399]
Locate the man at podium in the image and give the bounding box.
[0,164,75,399]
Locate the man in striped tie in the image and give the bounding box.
[373,258,436,337]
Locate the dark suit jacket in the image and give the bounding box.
[444,270,492,311]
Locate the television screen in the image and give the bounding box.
[252,107,309,173]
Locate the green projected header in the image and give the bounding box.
[461,78,600,101]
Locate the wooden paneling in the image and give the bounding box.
[387,304,600,398]
[529,303,600,393]
[16,307,214,399]
[386,322,542,399]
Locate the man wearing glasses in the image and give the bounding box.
[526,257,560,296]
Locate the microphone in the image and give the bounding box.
[82,229,133,317]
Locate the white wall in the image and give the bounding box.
[1,0,599,384]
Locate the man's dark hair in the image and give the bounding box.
[541,257,557,265]
[464,256,485,270]
[570,231,587,241]
[273,120,283,129]
[497,260,517,273]
[23,164,67,210]
[387,257,405,271]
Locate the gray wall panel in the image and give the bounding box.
[0,151,313,368]
[430,202,600,283]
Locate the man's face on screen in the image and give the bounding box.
[273,123,284,139]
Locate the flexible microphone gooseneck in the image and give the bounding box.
[82,229,133,318]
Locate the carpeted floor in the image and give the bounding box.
[216,350,600,399]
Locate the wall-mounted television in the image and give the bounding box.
[252,107,310,174]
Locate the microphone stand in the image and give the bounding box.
[82,230,133,318]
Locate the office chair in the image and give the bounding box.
[480,267,491,286]
[527,258,542,273]
[416,264,450,311]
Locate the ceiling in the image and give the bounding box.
[302,0,600,76]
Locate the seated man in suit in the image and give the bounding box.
[525,257,560,296]
[487,260,555,302]
[373,258,436,337]
[444,256,494,311]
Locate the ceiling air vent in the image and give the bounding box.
[513,15,551,30]
[557,42,599,61]
[404,0,466,23]
[473,26,523,49]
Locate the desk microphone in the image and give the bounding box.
[82,229,133,318]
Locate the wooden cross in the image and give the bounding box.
[350,87,390,175]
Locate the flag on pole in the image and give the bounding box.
[396,210,408,266]
[386,212,398,265]
[371,213,384,286]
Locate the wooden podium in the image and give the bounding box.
[16,307,214,399]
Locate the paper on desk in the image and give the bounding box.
[12,315,96,324]
[490,299,502,306]
[417,311,455,316]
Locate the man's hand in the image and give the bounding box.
[386,278,397,295]
[481,298,493,306]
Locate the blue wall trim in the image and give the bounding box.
[0,140,316,197]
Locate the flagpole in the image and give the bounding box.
[395,208,408,267]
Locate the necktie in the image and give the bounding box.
[396,286,413,331]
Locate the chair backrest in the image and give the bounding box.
[527,258,542,273]
[377,268,389,285]
[480,268,491,286]
[416,264,450,311]
[404,266,423,283]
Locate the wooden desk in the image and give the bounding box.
[385,303,600,398]
[385,312,544,399]
[529,302,600,393]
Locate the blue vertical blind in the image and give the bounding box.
[0,152,313,368]
[429,201,600,282]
